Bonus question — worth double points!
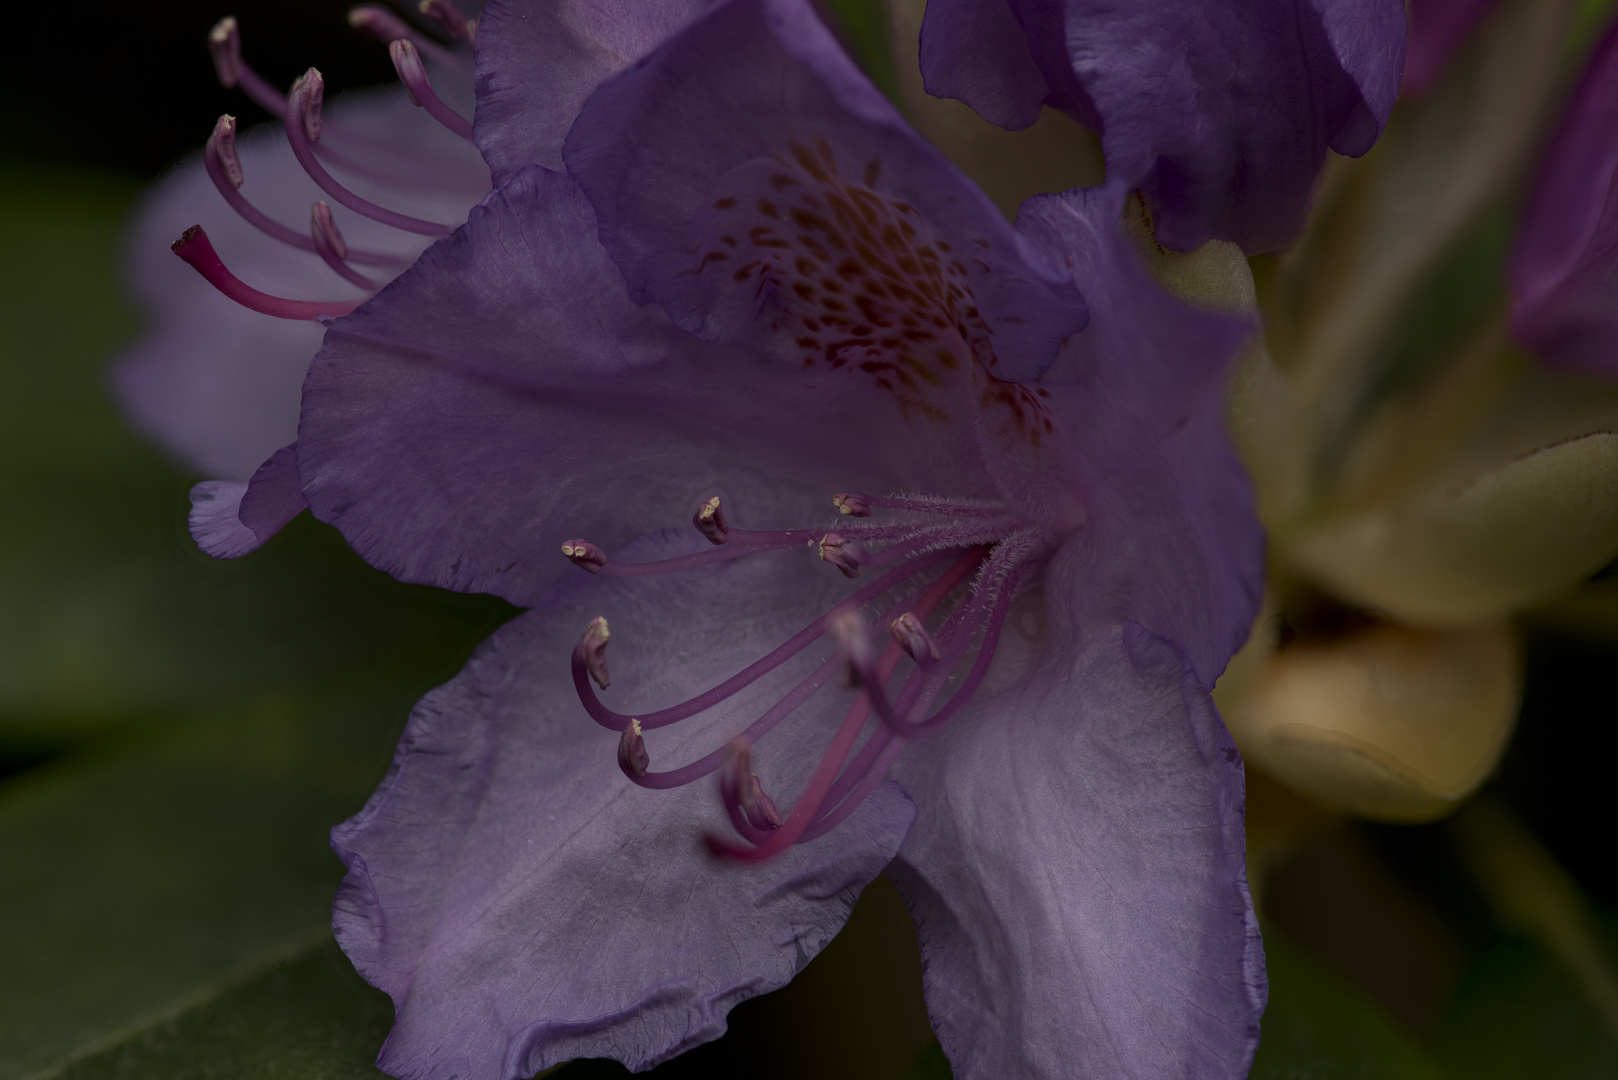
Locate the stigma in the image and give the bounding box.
[173,11,483,321]
[565,491,1057,860]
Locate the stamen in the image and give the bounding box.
[693,496,729,545]
[208,17,287,117]
[284,71,456,237]
[818,533,861,578]
[418,0,470,39]
[311,201,380,290]
[561,539,608,574]
[571,549,959,733]
[580,615,611,689]
[171,225,362,320]
[890,612,942,666]
[618,719,649,778]
[202,118,405,268]
[348,5,462,68]
[388,39,474,140]
[719,743,783,839]
[833,492,870,517]
[707,548,988,861]
[856,493,1014,520]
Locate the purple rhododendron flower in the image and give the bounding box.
[224,0,1266,1075]
[140,0,1269,1075]
[917,0,1407,253]
[1509,22,1618,381]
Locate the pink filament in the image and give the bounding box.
[171,225,362,320]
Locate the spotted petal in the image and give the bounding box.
[563,0,1088,384]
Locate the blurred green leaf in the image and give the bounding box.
[1251,931,1449,1080]
[50,939,392,1080]
[1433,917,1618,1079]
[0,166,512,737]
[0,698,397,1079]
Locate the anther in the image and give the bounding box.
[580,616,611,690]
[389,39,475,140]
[310,201,349,260]
[818,533,861,578]
[833,492,871,517]
[171,225,363,321]
[561,539,608,574]
[722,742,783,832]
[293,69,325,142]
[618,719,649,778]
[829,609,873,687]
[208,115,244,188]
[890,612,942,665]
[207,17,242,89]
[419,0,470,38]
[694,496,729,546]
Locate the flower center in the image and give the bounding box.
[173,10,483,320]
[564,491,1057,859]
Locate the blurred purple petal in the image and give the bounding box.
[1509,23,1618,379]
[1402,0,1499,96]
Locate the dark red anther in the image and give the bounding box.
[207,17,243,88]
[208,115,244,188]
[580,616,611,690]
[818,533,860,578]
[618,720,649,778]
[561,539,608,573]
[833,492,871,517]
[693,496,729,545]
[418,0,470,38]
[890,612,942,665]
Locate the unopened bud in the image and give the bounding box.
[310,201,349,259]
[419,0,469,38]
[580,616,611,689]
[694,496,729,545]
[832,492,870,517]
[292,69,325,141]
[819,532,860,578]
[561,539,608,573]
[208,115,243,188]
[618,719,649,778]
[890,612,941,665]
[207,17,242,89]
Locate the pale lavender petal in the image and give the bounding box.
[332,531,915,1078]
[1402,0,1499,96]
[187,442,307,558]
[563,0,1088,381]
[918,0,1407,253]
[888,616,1263,1080]
[1019,183,1264,686]
[1508,24,1618,380]
[113,88,488,480]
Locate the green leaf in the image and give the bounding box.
[0,698,399,1079]
[1433,918,1618,1079]
[1251,931,1449,1080]
[48,940,393,1080]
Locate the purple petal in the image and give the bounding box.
[472,0,715,183]
[113,89,488,480]
[888,617,1263,1080]
[562,0,1088,381]
[188,443,307,558]
[1508,23,1618,380]
[1402,0,1499,96]
[298,165,1049,605]
[918,0,1050,131]
[919,0,1407,253]
[1019,184,1265,687]
[332,531,915,1077]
